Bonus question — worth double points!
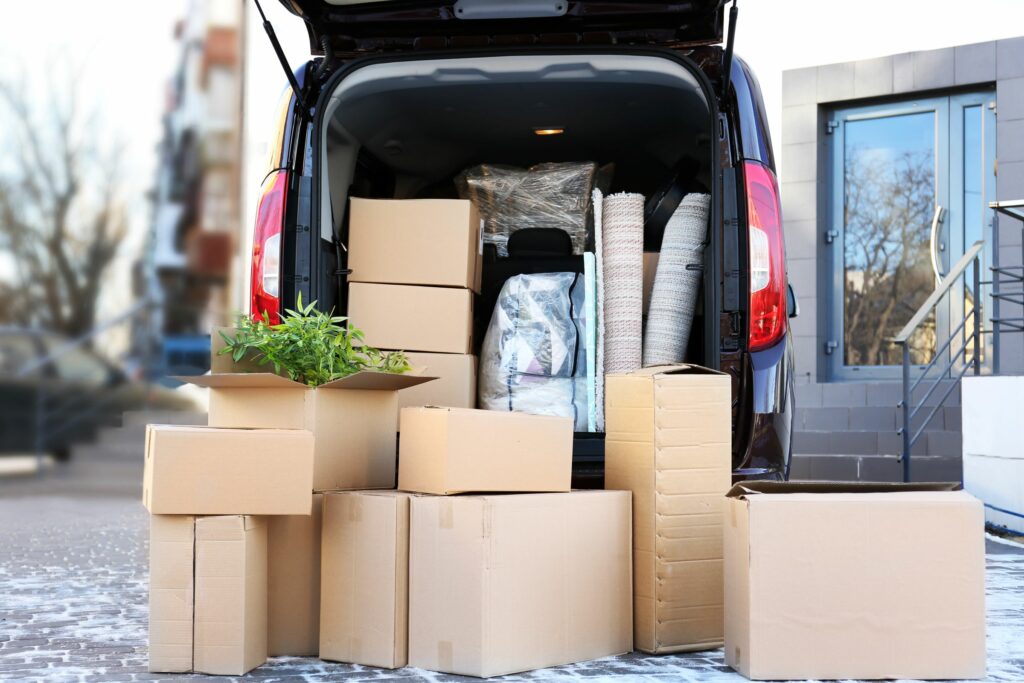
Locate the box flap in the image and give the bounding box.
[174,372,305,389]
[318,371,437,391]
[726,481,962,499]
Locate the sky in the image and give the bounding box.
[5,0,1024,319]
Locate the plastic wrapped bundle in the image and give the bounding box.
[479,272,588,430]
[456,162,597,257]
[643,193,710,366]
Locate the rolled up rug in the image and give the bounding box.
[601,192,644,375]
[643,193,710,366]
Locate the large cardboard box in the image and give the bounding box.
[604,365,732,654]
[409,491,632,677]
[149,515,195,673]
[320,491,413,669]
[398,406,572,495]
[183,364,432,492]
[348,198,482,292]
[724,482,986,681]
[268,493,323,657]
[348,283,474,354]
[193,515,268,676]
[142,425,314,515]
[398,352,477,419]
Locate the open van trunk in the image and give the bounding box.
[308,51,721,478]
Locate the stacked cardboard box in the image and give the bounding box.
[347,198,481,416]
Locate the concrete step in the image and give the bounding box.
[792,429,961,458]
[789,453,962,483]
[796,381,961,409]
[70,441,144,462]
[796,405,961,432]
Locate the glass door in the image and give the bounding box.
[827,90,996,380]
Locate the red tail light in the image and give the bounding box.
[250,170,287,324]
[744,160,788,351]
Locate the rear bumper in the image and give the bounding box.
[734,333,794,481]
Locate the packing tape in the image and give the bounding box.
[439,500,453,530]
[438,640,453,670]
[348,497,362,523]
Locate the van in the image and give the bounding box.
[247,0,795,482]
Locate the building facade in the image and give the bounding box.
[782,38,1024,480]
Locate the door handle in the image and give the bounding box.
[930,205,946,282]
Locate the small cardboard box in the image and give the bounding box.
[724,482,986,681]
[320,490,413,669]
[149,515,196,673]
[398,352,477,419]
[268,493,323,657]
[408,491,633,678]
[398,406,572,495]
[182,342,433,491]
[142,425,314,515]
[604,365,732,654]
[348,198,482,292]
[193,515,268,676]
[348,283,474,354]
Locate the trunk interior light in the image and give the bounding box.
[533,127,565,136]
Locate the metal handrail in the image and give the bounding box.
[892,240,984,483]
[892,241,985,344]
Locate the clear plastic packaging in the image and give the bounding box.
[479,272,589,430]
[456,162,598,257]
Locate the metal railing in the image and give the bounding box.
[892,241,983,483]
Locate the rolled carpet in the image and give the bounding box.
[643,192,710,366]
[601,192,644,375]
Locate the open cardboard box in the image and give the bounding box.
[176,328,435,491]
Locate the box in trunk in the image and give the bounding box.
[398,352,477,419]
[347,282,474,354]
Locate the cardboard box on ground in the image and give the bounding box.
[149,515,268,676]
[348,198,483,292]
[408,491,633,678]
[604,365,732,654]
[398,406,573,495]
[176,330,435,492]
[268,494,323,657]
[724,481,986,681]
[320,491,413,669]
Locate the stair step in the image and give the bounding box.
[793,428,960,458]
[796,381,962,409]
[121,410,207,429]
[796,405,961,432]
[70,441,144,462]
[789,454,962,483]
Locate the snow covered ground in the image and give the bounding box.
[0,493,1021,682]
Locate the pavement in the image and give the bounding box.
[1,459,1023,683]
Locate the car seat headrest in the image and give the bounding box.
[506,228,573,258]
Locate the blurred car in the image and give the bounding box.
[0,328,190,461]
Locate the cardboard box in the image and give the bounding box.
[408,491,633,677]
[268,493,323,657]
[398,352,476,418]
[193,515,268,676]
[142,425,314,515]
[348,198,482,292]
[724,482,986,681]
[348,283,474,354]
[149,515,195,673]
[182,357,433,491]
[398,406,572,495]
[320,491,413,669]
[604,364,732,654]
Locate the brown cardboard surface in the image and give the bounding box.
[320,491,413,669]
[348,198,483,292]
[724,482,986,681]
[398,353,477,419]
[604,364,732,654]
[348,283,474,354]
[193,516,268,676]
[149,515,195,673]
[142,425,313,515]
[398,406,572,495]
[408,491,633,678]
[268,493,323,657]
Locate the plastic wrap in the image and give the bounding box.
[456,162,597,257]
[479,272,589,430]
